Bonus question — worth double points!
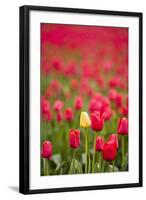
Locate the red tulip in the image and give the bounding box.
[96,136,104,151]
[96,76,105,89]
[41,97,50,115]
[56,111,63,122]
[108,89,117,101]
[70,79,78,90]
[41,141,52,160]
[115,93,123,108]
[89,98,103,113]
[103,142,117,161]
[109,134,119,149]
[52,58,62,71]
[69,129,80,148]
[64,61,77,76]
[104,107,112,121]
[117,117,128,135]
[50,80,61,93]
[121,106,128,116]
[44,87,52,98]
[53,100,64,112]
[41,97,52,121]
[64,108,73,121]
[109,77,121,89]
[91,111,105,131]
[43,110,52,122]
[74,96,83,110]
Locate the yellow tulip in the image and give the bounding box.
[80,111,91,128]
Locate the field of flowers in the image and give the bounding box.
[40,24,128,176]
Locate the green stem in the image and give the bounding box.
[43,158,50,176]
[85,128,88,174]
[73,150,76,174]
[102,160,105,172]
[65,122,70,161]
[98,152,102,172]
[92,133,97,173]
[112,160,115,172]
[121,136,125,168]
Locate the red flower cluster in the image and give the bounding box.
[40,24,129,175]
[89,94,112,121]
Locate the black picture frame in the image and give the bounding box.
[19,5,143,194]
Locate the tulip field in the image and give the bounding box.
[41,24,128,176]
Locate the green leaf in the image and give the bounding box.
[69,159,83,174]
[106,164,119,172]
[69,159,75,174]
[95,162,100,173]
[74,159,83,174]
[55,161,66,172]
[82,153,86,164]
[121,154,128,171]
[52,154,61,165]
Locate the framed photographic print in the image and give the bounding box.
[19,5,143,194]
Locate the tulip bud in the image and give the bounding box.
[115,93,123,108]
[74,96,83,110]
[91,111,105,131]
[64,108,73,121]
[69,129,80,149]
[121,106,128,116]
[96,136,104,151]
[41,141,52,160]
[43,110,52,122]
[108,89,117,101]
[102,142,117,161]
[53,100,64,112]
[56,111,63,122]
[41,97,50,115]
[117,117,128,135]
[80,111,91,128]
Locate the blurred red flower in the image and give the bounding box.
[115,93,123,108]
[70,79,78,90]
[41,97,52,121]
[104,107,112,121]
[56,111,63,122]
[108,89,117,102]
[64,108,74,121]
[121,106,128,116]
[74,96,83,110]
[52,58,63,71]
[41,97,50,113]
[53,100,64,112]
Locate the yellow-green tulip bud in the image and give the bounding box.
[80,111,91,128]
